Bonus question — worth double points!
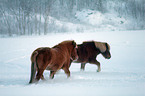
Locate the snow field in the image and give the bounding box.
[0,30,145,96]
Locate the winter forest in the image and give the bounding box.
[0,0,145,36]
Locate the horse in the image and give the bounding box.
[29,40,78,84]
[70,41,111,72]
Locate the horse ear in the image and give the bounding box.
[106,43,110,50]
[72,40,76,46]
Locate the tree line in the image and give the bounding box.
[0,0,144,36]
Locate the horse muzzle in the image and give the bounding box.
[105,56,111,59]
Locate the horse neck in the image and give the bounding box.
[62,44,73,56]
[96,49,101,56]
[54,44,70,54]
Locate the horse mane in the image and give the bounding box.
[106,43,110,50]
[82,41,110,53]
[52,40,74,49]
[94,41,110,53]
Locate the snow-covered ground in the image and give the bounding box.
[0,30,145,96]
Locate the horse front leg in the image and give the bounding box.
[89,60,101,72]
[65,69,70,78]
[96,61,101,72]
[50,71,56,79]
[41,75,45,80]
[63,66,70,78]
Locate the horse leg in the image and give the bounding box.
[96,61,101,72]
[69,60,73,68]
[41,75,45,80]
[89,60,101,72]
[80,63,86,70]
[36,69,45,82]
[50,71,56,79]
[63,67,70,78]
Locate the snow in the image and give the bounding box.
[75,9,104,25]
[0,30,145,96]
[75,9,128,31]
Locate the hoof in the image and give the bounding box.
[97,69,101,72]
[80,69,85,71]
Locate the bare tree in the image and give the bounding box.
[0,1,12,36]
[42,0,54,35]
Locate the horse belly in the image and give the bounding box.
[45,58,65,71]
[46,63,63,71]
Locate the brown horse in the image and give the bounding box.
[71,41,111,72]
[29,40,78,84]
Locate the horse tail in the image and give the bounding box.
[29,51,39,84]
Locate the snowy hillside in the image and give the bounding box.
[0,30,145,96]
[75,9,127,31]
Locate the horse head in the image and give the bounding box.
[70,40,78,61]
[94,41,111,59]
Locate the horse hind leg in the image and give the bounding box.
[35,69,45,82]
[49,64,60,79]
[35,56,50,82]
[80,63,86,71]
